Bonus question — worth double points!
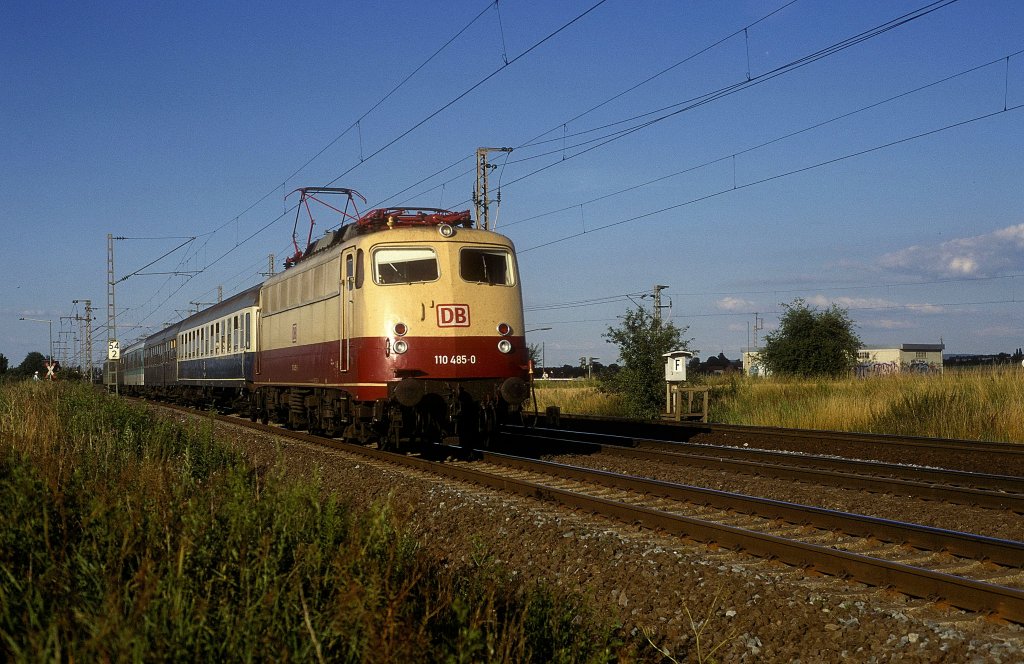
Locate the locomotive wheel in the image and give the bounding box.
[477,404,496,450]
[380,406,404,452]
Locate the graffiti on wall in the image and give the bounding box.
[856,360,942,377]
[856,361,899,377]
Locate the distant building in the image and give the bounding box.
[741,343,945,377]
[856,343,945,376]
[741,348,769,377]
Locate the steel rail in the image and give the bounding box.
[533,414,1024,464]
[506,425,1024,493]
[504,430,1024,513]
[458,466,1024,623]
[476,450,1024,567]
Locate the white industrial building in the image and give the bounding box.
[741,343,945,377]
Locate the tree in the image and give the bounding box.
[0,353,8,374]
[759,299,861,378]
[16,351,48,378]
[602,306,690,418]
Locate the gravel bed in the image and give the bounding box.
[164,409,1024,662]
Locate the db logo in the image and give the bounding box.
[437,304,470,327]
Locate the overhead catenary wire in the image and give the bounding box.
[373,0,966,216]
[503,49,1023,229]
[520,102,1024,253]
[126,2,611,332]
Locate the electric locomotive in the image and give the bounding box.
[250,194,531,448]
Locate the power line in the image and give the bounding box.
[527,297,1024,329]
[490,0,964,204]
[318,0,611,190]
[520,103,1024,253]
[128,3,610,330]
[374,0,965,216]
[503,49,1021,229]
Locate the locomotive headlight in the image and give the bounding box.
[497,322,512,336]
[438,223,455,238]
[394,339,409,354]
[394,322,408,337]
[497,339,513,354]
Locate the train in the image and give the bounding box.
[118,190,531,449]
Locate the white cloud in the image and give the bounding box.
[878,223,1024,279]
[716,296,752,311]
[806,295,895,309]
[863,318,916,330]
[903,303,944,314]
[803,295,943,315]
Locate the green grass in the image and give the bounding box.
[0,382,639,662]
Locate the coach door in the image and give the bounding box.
[340,249,356,372]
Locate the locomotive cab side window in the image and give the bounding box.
[460,248,515,286]
[373,247,439,285]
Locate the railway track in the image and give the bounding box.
[500,426,1024,512]
[529,413,1024,477]
[150,402,1024,623]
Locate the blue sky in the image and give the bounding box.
[2,0,1022,369]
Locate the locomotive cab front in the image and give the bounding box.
[354,223,530,441]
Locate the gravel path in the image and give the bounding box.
[166,409,1024,662]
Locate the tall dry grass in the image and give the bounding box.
[528,380,628,418]
[708,367,1024,442]
[530,369,1024,442]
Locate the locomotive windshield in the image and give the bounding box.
[460,248,515,285]
[373,247,439,284]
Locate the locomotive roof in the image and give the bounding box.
[265,217,516,287]
[282,207,513,268]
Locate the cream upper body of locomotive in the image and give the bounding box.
[255,223,527,398]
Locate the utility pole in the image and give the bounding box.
[260,254,276,278]
[106,234,118,391]
[58,318,75,368]
[753,313,764,348]
[473,147,513,230]
[653,284,670,324]
[73,299,94,382]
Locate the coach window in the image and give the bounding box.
[355,249,364,288]
[373,247,439,285]
[460,248,515,286]
[346,254,354,291]
[245,312,251,349]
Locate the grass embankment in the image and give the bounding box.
[0,382,634,662]
[528,380,627,418]
[532,370,1024,442]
